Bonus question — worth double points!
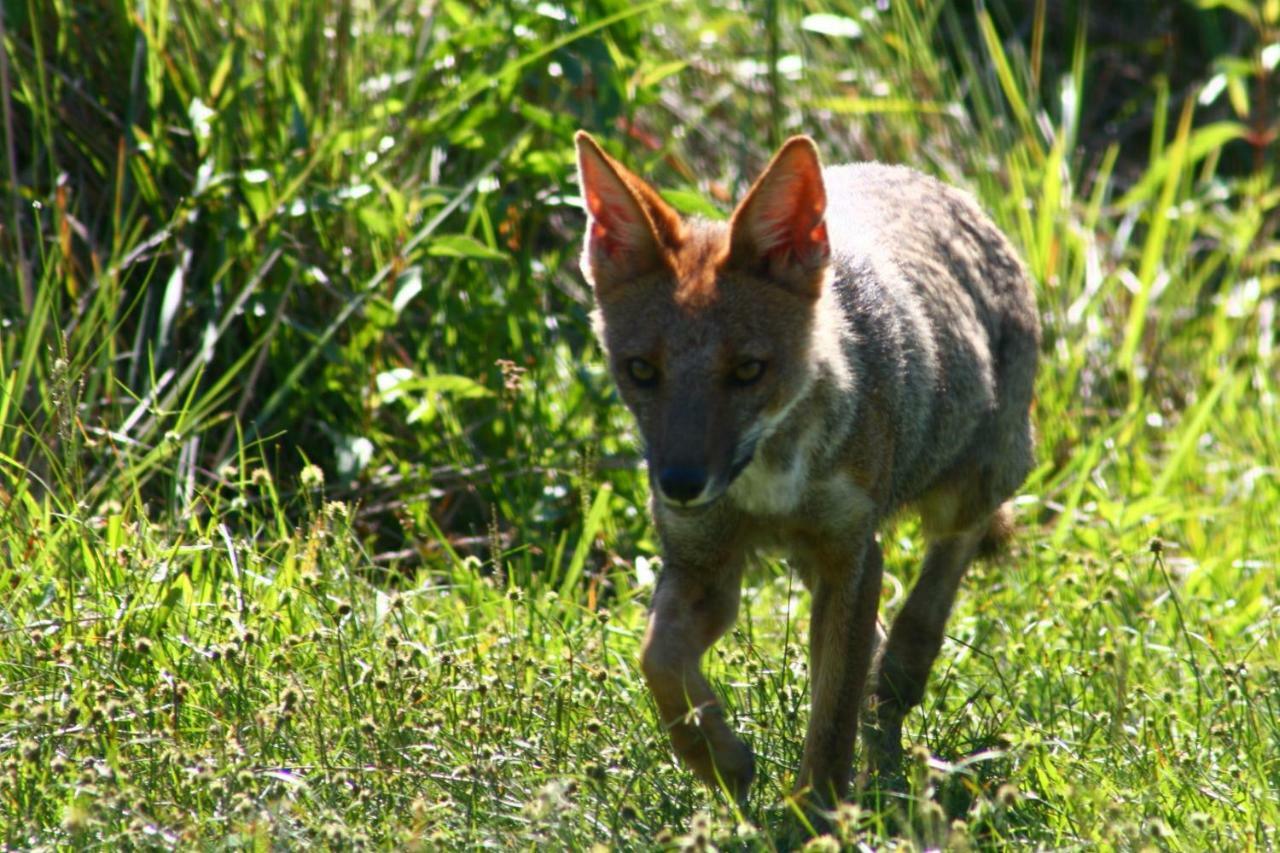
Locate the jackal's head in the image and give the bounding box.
[575,131,832,511]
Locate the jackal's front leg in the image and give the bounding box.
[641,561,753,802]
[796,533,883,807]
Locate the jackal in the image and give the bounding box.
[575,131,1039,808]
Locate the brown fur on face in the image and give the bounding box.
[591,218,827,507]
[577,133,837,509]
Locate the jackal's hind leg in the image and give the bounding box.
[863,521,986,778]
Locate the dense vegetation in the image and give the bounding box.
[1,0,1277,846]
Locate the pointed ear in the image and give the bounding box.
[575,131,684,297]
[726,136,830,297]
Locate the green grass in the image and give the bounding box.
[2,0,1278,847]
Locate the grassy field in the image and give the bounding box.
[2,0,1278,847]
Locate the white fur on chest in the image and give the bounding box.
[726,418,875,523]
[727,451,811,516]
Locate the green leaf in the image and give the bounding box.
[814,97,950,115]
[560,483,612,597]
[1115,121,1248,209]
[392,267,423,315]
[639,60,688,88]
[427,234,509,262]
[660,189,724,219]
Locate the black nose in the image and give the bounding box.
[657,466,708,504]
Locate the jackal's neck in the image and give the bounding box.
[809,275,854,393]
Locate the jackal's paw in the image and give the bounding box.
[860,709,906,784]
[673,725,755,803]
[703,731,755,804]
[667,706,756,802]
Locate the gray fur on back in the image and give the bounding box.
[813,163,1039,517]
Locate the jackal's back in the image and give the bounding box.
[822,164,1040,517]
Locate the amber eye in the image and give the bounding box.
[627,358,660,387]
[731,359,767,386]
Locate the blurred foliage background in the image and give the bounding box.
[1,0,1277,846]
[2,0,1274,570]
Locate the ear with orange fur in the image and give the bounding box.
[726,136,830,297]
[575,131,685,297]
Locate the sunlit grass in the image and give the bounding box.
[1,0,1278,847]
